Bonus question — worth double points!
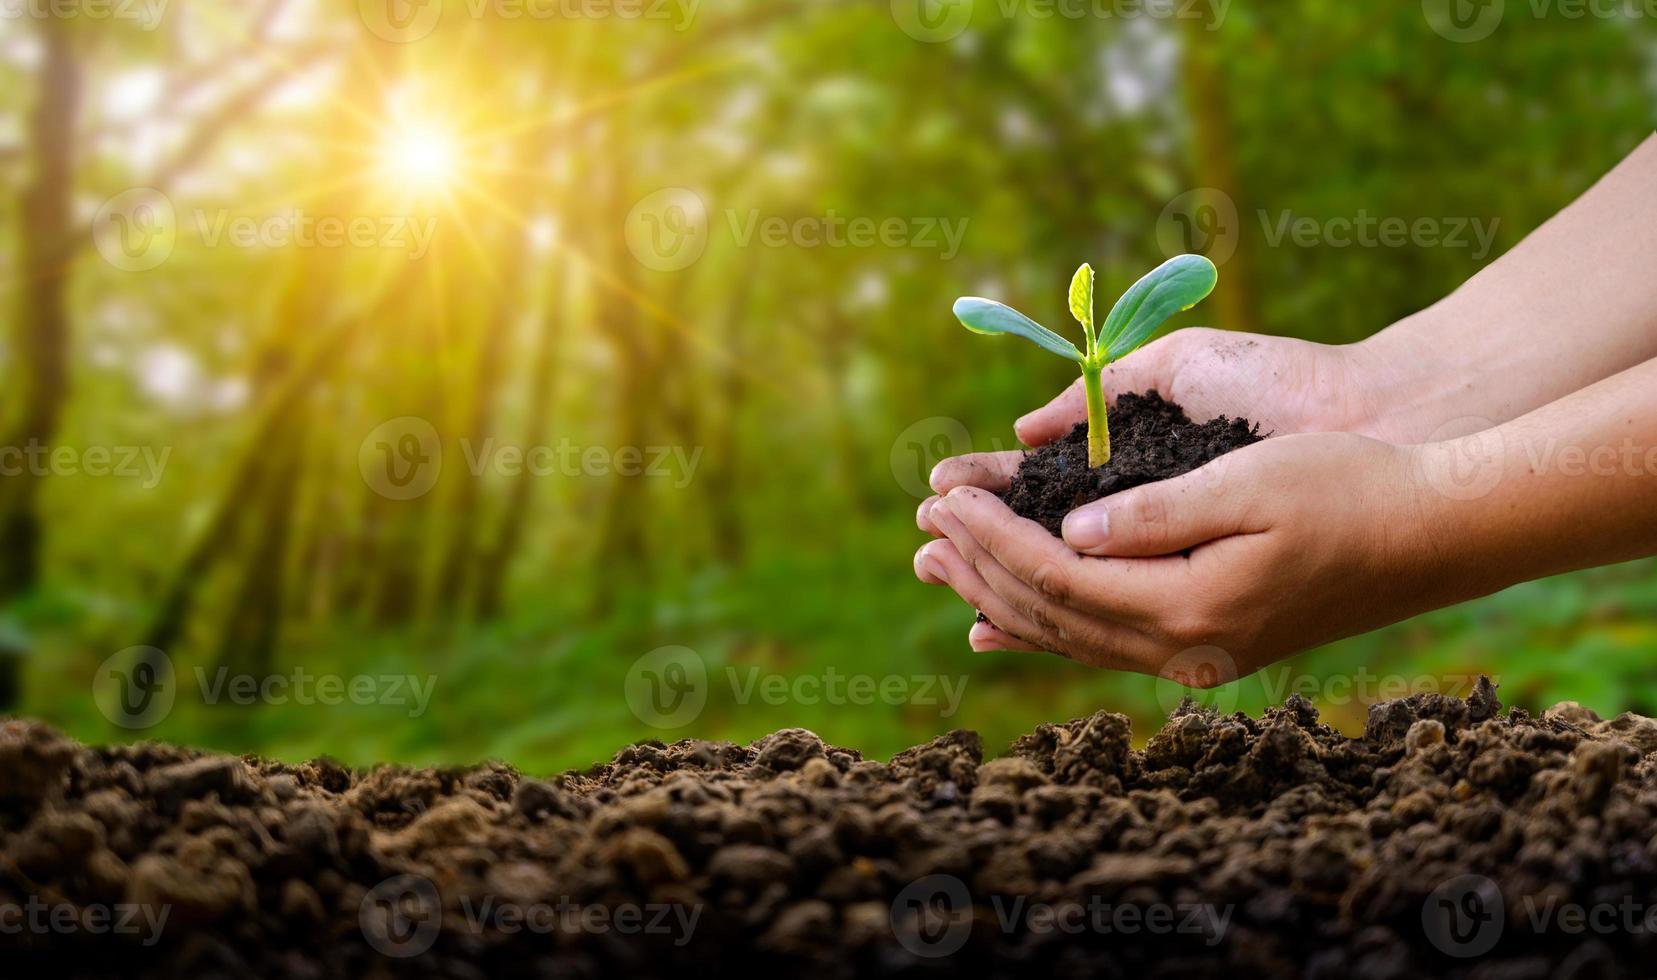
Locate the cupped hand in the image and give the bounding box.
[917,327,1389,534]
[913,432,1437,677]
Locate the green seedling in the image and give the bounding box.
[953,254,1218,468]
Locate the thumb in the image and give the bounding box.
[1013,344,1168,447]
[1060,461,1256,557]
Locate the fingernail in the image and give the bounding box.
[1062,508,1110,551]
[916,498,934,526]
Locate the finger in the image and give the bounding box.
[930,497,1164,672]
[915,539,1051,648]
[1013,344,1167,447]
[917,495,944,537]
[938,486,1182,624]
[929,451,1023,495]
[969,620,1044,653]
[1061,454,1264,557]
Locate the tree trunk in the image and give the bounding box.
[0,20,81,706]
[1181,22,1261,335]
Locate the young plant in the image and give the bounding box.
[953,254,1218,468]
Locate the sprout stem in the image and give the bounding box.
[1082,362,1111,468]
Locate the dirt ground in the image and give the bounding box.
[6,678,1657,977]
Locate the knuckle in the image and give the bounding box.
[1029,559,1074,602]
[1124,492,1177,551]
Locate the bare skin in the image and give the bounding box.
[915,135,1657,678]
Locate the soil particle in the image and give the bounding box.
[1002,391,1263,536]
[9,678,1657,977]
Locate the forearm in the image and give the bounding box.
[1408,356,1657,608]
[1350,134,1657,442]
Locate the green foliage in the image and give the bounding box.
[953,255,1217,466]
[1099,255,1219,362]
[952,297,1083,361]
[1068,262,1095,353]
[8,1,1657,770]
[954,255,1217,371]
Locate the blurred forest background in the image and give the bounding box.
[2,0,1656,771]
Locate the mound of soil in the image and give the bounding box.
[1003,391,1263,536]
[7,679,1657,977]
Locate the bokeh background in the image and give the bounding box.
[2,0,1655,771]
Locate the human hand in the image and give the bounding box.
[913,432,1434,674]
[1013,326,1390,448]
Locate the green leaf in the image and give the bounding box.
[1068,263,1094,349]
[953,297,1083,362]
[1098,254,1218,361]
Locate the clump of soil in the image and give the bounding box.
[1003,391,1263,536]
[7,679,1657,977]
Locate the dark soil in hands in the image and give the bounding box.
[1002,391,1263,536]
[8,678,1657,977]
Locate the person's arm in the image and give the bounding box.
[1351,132,1657,441]
[915,356,1657,674]
[1006,134,1657,451]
